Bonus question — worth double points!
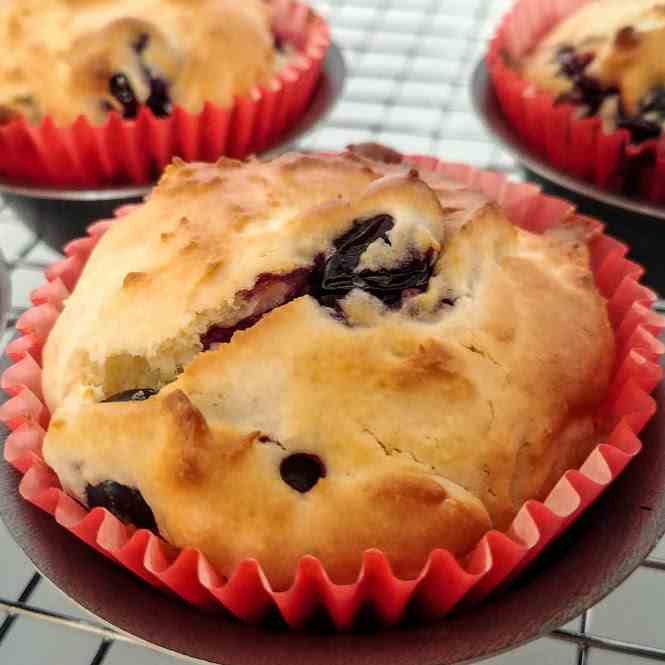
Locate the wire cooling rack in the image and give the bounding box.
[1,0,665,663]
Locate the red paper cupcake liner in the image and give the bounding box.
[0,0,330,188]
[2,156,663,630]
[488,0,665,205]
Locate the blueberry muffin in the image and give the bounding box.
[0,0,285,126]
[41,148,614,589]
[521,0,665,143]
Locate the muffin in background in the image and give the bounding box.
[521,0,665,144]
[0,0,282,125]
[489,0,665,203]
[0,0,330,186]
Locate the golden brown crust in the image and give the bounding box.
[0,0,278,125]
[42,150,614,588]
[521,0,665,120]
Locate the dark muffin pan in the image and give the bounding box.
[472,59,665,294]
[1,346,664,664]
[0,43,346,253]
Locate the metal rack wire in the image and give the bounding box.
[1,0,665,663]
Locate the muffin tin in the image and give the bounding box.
[472,60,665,294]
[0,42,346,252]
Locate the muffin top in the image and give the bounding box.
[521,0,665,142]
[41,148,614,589]
[0,0,280,126]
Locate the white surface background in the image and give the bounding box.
[1,0,665,663]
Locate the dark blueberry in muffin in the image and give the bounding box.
[617,87,665,143]
[280,454,326,493]
[555,45,594,78]
[108,30,172,119]
[86,481,157,530]
[555,46,618,115]
[558,74,618,116]
[108,70,171,118]
[576,76,618,115]
[109,73,139,118]
[102,388,158,403]
[144,75,172,117]
[313,214,434,309]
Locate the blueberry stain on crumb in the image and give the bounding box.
[200,269,311,350]
[201,312,266,350]
[86,481,157,530]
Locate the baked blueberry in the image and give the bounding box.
[86,481,156,530]
[280,454,326,493]
[145,75,172,117]
[312,214,433,309]
[614,87,665,143]
[110,54,173,119]
[109,73,139,118]
[555,45,594,79]
[554,47,618,116]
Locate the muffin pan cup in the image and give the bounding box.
[0,0,331,188]
[0,156,663,632]
[487,0,665,206]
